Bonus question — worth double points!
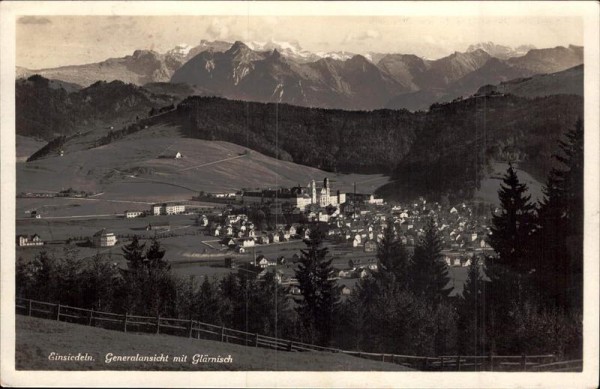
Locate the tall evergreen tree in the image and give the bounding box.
[535,119,584,311]
[294,229,339,345]
[486,164,536,353]
[488,164,537,275]
[375,222,410,288]
[121,236,146,270]
[457,258,488,355]
[409,218,452,304]
[145,237,170,271]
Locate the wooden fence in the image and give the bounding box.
[15,297,579,371]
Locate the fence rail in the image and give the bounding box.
[15,297,577,371]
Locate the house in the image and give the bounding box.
[256,255,271,268]
[285,225,297,236]
[246,229,256,238]
[151,203,185,215]
[340,285,352,296]
[235,246,246,254]
[338,269,356,279]
[352,234,362,248]
[364,240,377,253]
[241,238,255,247]
[224,238,236,247]
[93,229,117,247]
[212,226,222,237]
[17,234,44,247]
[125,210,144,218]
[198,215,209,226]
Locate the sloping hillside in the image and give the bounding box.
[17,124,389,199]
[476,65,583,98]
[16,315,407,371]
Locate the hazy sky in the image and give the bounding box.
[17,15,583,69]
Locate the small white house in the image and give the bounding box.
[125,210,144,218]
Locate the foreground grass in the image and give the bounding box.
[15,316,410,371]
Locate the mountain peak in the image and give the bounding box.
[230,41,250,51]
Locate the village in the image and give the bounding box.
[16,176,495,298]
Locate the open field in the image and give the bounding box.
[17,125,390,198]
[15,315,409,371]
[474,162,543,205]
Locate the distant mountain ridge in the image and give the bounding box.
[18,41,583,111]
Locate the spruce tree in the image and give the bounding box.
[409,218,452,304]
[457,258,487,355]
[122,236,146,270]
[294,229,339,345]
[145,237,169,271]
[375,222,410,288]
[486,164,536,353]
[535,119,583,311]
[488,164,536,275]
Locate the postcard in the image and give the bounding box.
[1,1,598,387]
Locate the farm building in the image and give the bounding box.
[124,210,144,218]
[17,234,44,247]
[93,229,117,247]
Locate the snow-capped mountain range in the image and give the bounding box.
[17,40,583,111]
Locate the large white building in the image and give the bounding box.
[93,229,117,247]
[240,177,346,211]
[152,203,186,215]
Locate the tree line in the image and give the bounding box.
[16,120,583,359]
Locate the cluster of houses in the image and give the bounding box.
[213,213,310,253]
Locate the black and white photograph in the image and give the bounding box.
[1,1,598,387]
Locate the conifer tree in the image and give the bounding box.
[294,229,339,345]
[409,218,452,304]
[535,119,583,311]
[457,258,487,355]
[121,236,146,270]
[145,237,169,271]
[375,222,410,288]
[488,164,536,274]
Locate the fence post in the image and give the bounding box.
[188,320,194,338]
[156,315,160,334]
[488,354,494,371]
[221,326,225,342]
[424,357,429,370]
[56,303,61,321]
[456,356,461,371]
[123,312,128,332]
[382,354,385,363]
[521,355,527,371]
[255,333,259,347]
[27,300,32,316]
[88,309,94,326]
[287,340,293,352]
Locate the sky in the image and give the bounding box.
[17,15,583,69]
